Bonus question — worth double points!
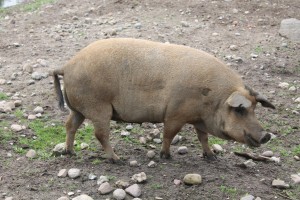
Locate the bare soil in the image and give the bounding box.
[0,0,299,200]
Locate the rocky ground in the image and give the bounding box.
[0,0,299,200]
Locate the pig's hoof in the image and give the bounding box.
[160,151,171,159]
[109,158,125,165]
[203,152,217,161]
[62,150,76,156]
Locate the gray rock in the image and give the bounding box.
[240,194,255,200]
[181,21,190,27]
[153,138,162,144]
[72,194,94,200]
[14,100,22,107]
[4,197,13,200]
[68,168,81,179]
[174,179,181,185]
[171,135,181,145]
[37,59,49,67]
[53,143,65,155]
[88,173,97,180]
[229,45,238,51]
[149,129,160,138]
[98,182,113,194]
[57,197,69,200]
[291,174,300,184]
[139,137,147,144]
[132,172,147,183]
[132,199,142,200]
[115,180,130,189]
[270,156,280,163]
[121,130,130,137]
[33,106,44,114]
[212,144,223,153]
[243,159,256,168]
[294,155,300,161]
[26,149,37,158]
[11,124,23,132]
[125,124,133,130]
[0,79,6,85]
[0,101,15,113]
[147,161,157,168]
[261,150,274,157]
[113,189,126,200]
[177,146,188,154]
[22,63,33,73]
[97,175,109,185]
[279,18,300,42]
[80,142,89,150]
[278,82,289,88]
[31,72,43,80]
[289,86,297,91]
[146,150,155,159]
[125,184,142,197]
[58,169,68,177]
[130,160,138,167]
[134,23,142,29]
[272,179,290,189]
[183,174,202,185]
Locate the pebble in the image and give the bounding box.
[14,100,22,107]
[146,150,155,159]
[72,194,94,200]
[149,129,160,138]
[243,159,256,168]
[171,135,181,144]
[232,8,239,14]
[98,182,114,194]
[121,130,130,137]
[80,143,89,150]
[113,189,126,200]
[0,79,6,85]
[291,174,300,184]
[129,160,138,167]
[147,161,157,168]
[58,169,68,177]
[57,197,69,200]
[294,155,300,161]
[68,168,81,179]
[22,63,33,73]
[125,124,133,130]
[132,172,147,183]
[153,138,162,144]
[97,176,109,185]
[4,197,13,200]
[26,149,37,158]
[139,137,147,144]
[181,21,190,27]
[11,124,23,132]
[31,72,43,80]
[174,179,181,185]
[240,194,255,200]
[295,97,300,103]
[33,106,44,114]
[212,144,223,153]
[229,45,238,51]
[183,174,202,185]
[115,180,130,189]
[68,192,74,196]
[0,101,15,113]
[212,32,219,36]
[177,146,188,154]
[125,184,142,197]
[261,150,274,157]
[88,174,97,180]
[272,179,290,189]
[270,156,280,163]
[53,143,66,155]
[132,199,142,200]
[278,82,289,88]
[134,23,142,29]
[289,86,296,91]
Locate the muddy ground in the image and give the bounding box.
[0,0,299,199]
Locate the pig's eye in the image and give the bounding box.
[233,106,247,115]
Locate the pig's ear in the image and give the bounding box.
[255,94,275,109]
[226,91,252,108]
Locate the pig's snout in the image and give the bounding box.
[259,132,271,144]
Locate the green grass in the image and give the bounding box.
[0,92,9,100]
[292,145,300,156]
[150,183,163,189]
[220,185,238,198]
[22,0,56,12]
[0,121,14,144]
[208,136,227,146]
[254,46,263,54]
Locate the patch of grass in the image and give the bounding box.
[150,183,163,189]
[22,0,56,12]
[122,136,139,144]
[220,185,238,197]
[0,92,9,100]
[208,136,227,146]
[91,159,102,165]
[0,121,14,144]
[14,109,24,119]
[292,145,300,156]
[254,46,263,54]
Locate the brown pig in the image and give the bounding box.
[52,38,275,162]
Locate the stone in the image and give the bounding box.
[5,197,13,200]
[171,135,181,144]
[57,197,69,200]
[278,82,289,88]
[289,86,296,91]
[80,143,89,150]
[58,169,68,177]
[33,106,44,114]
[72,194,94,200]
[153,138,162,144]
[243,159,256,168]
[134,23,142,29]
[291,174,300,184]
[121,130,130,137]
[272,179,290,189]
[113,189,126,200]
[146,150,155,159]
[174,179,181,185]
[0,101,15,113]
[88,174,97,180]
[31,72,43,80]
[68,192,74,196]
[240,194,255,200]
[14,100,22,107]
[294,155,300,161]
[125,124,133,130]
[68,168,81,179]
[177,146,188,154]
[132,199,142,200]
[147,161,157,168]
[53,143,65,155]
[212,144,223,153]
[261,150,274,157]
[98,182,113,194]
[139,137,147,144]
[125,184,141,197]
[279,18,300,42]
[149,129,160,138]
[130,160,138,167]
[295,97,300,103]
[22,63,33,73]
[229,45,238,51]
[181,21,189,27]
[132,172,147,183]
[97,175,109,185]
[11,124,23,132]
[26,149,37,158]
[270,156,280,163]
[183,174,202,185]
[0,79,6,85]
[115,180,130,189]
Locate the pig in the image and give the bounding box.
[52,38,275,162]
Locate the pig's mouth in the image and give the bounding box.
[244,131,261,147]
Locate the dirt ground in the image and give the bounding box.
[0,0,299,199]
